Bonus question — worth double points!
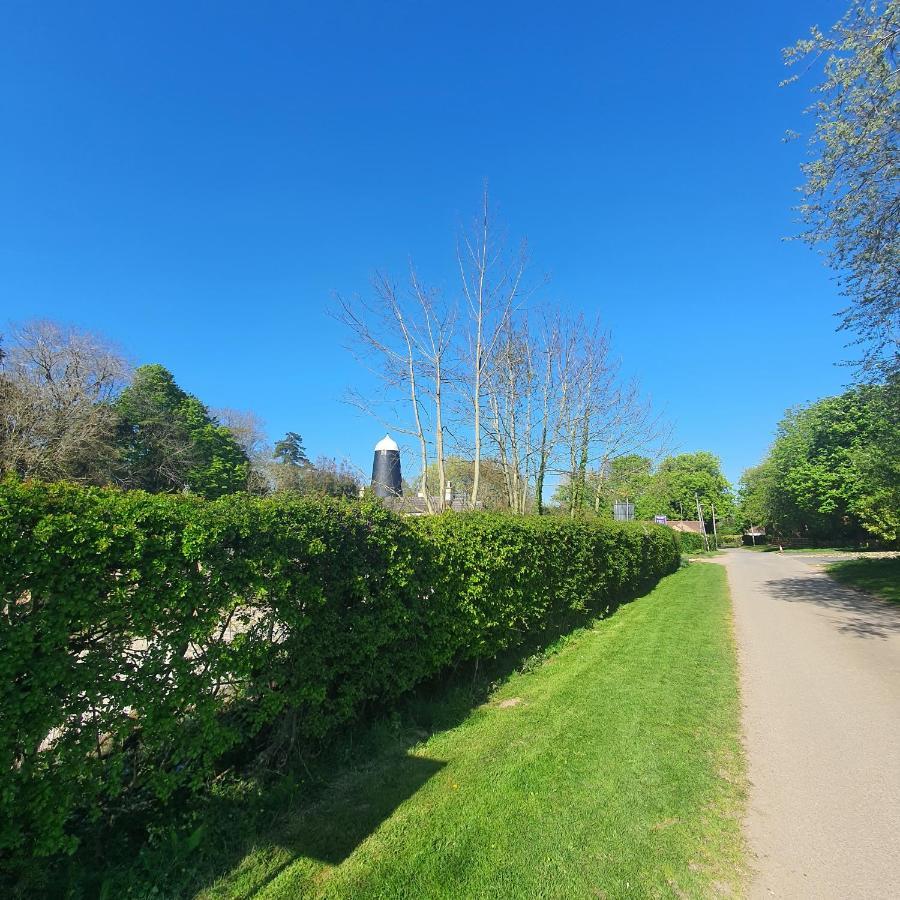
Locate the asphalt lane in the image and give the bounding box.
[722,549,900,899]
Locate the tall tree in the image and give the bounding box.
[337,192,663,515]
[337,267,455,512]
[269,431,312,492]
[273,431,310,468]
[741,384,899,541]
[0,320,129,483]
[115,364,249,498]
[784,1,899,378]
[654,453,734,521]
[457,186,526,508]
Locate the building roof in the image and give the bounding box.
[666,520,705,534]
[374,434,399,452]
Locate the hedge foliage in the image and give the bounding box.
[0,479,679,868]
[673,530,707,553]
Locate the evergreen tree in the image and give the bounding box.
[115,364,249,498]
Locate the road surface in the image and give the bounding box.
[721,549,900,899]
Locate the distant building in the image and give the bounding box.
[665,520,705,534]
[743,525,767,545]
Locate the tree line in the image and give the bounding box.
[0,320,359,499]
[736,3,899,546]
[738,381,899,543]
[550,450,734,525]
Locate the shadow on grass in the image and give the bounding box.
[764,573,900,640]
[27,577,667,900]
[828,558,900,606]
[258,754,447,867]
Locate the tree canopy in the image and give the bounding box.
[784,1,899,378]
[0,321,128,484]
[273,431,310,468]
[654,453,734,521]
[115,364,250,498]
[738,383,899,541]
[552,451,733,523]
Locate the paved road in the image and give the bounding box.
[721,550,900,898]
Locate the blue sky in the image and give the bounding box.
[1,1,853,487]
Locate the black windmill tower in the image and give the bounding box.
[371,435,402,498]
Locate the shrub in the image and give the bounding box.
[0,478,679,871]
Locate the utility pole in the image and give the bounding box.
[711,503,719,550]
[695,493,710,552]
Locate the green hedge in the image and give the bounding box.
[674,531,707,553]
[0,479,679,868]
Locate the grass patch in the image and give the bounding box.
[214,564,746,899]
[827,557,900,605]
[51,564,745,899]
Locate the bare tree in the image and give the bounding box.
[336,266,455,511]
[336,191,665,517]
[0,320,130,483]
[456,187,528,508]
[482,316,541,513]
[213,408,267,457]
[533,314,561,515]
[409,268,456,510]
[550,317,669,517]
[214,408,271,493]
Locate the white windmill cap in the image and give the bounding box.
[374,434,399,452]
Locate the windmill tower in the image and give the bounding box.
[371,435,402,498]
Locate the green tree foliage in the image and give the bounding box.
[654,452,734,520]
[269,434,357,498]
[115,364,249,498]
[553,454,654,518]
[295,456,360,499]
[736,462,775,530]
[739,383,899,541]
[0,478,679,869]
[269,431,311,492]
[784,1,899,378]
[552,452,733,523]
[273,431,310,467]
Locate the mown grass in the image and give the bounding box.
[209,563,746,899]
[55,563,744,899]
[827,557,900,605]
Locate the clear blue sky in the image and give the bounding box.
[1,1,853,487]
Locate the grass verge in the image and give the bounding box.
[55,563,745,899]
[827,557,900,605]
[214,563,745,899]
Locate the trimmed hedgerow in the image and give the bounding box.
[0,478,679,869]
